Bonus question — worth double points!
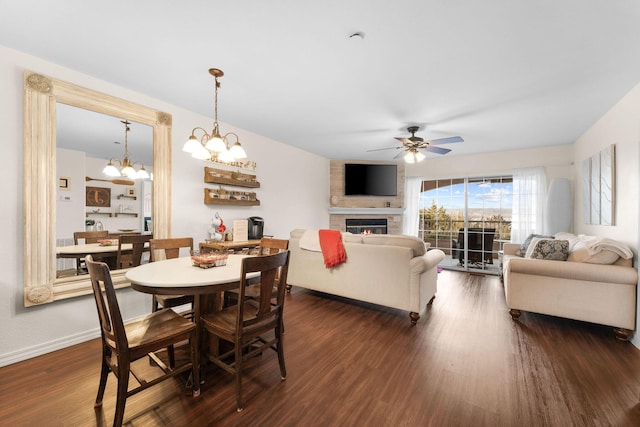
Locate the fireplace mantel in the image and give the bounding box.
[328,208,404,215]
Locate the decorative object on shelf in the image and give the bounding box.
[86,186,111,207]
[183,68,247,162]
[103,120,150,179]
[208,212,226,241]
[204,188,260,206]
[204,166,260,188]
[207,157,257,171]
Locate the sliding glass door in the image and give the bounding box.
[418,176,512,274]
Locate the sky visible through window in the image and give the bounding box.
[420,179,513,217]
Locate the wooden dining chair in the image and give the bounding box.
[115,234,152,269]
[85,255,198,427]
[149,237,195,316]
[227,237,289,303]
[73,230,109,274]
[201,250,290,412]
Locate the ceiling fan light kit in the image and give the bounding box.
[183,68,247,162]
[367,126,463,163]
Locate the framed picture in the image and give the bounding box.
[127,188,136,197]
[58,176,70,190]
[86,186,111,207]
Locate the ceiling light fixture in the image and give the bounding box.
[403,148,426,164]
[103,120,149,179]
[183,68,247,162]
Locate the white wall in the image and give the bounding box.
[0,45,329,366]
[573,82,640,348]
[405,144,574,183]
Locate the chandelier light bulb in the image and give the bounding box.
[103,161,121,177]
[182,135,200,153]
[228,141,247,159]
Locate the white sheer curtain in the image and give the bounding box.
[511,167,547,243]
[403,177,422,236]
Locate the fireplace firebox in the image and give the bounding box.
[345,218,388,235]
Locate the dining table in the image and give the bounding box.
[125,254,260,396]
[56,242,149,270]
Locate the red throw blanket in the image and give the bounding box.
[318,229,347,268]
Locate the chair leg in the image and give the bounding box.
[235,343,244,412]
[168,344,176,369]
[191,336,200,397]
[94,358,110,408]
[276,329,287,380]
[113,364,130,427]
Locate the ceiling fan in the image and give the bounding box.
[367,126,463,163]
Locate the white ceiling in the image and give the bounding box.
[3,1,640,162]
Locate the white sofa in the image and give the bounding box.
[287,229,445,324]
[503,233,638,340]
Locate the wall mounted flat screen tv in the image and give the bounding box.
[344,163,397,196]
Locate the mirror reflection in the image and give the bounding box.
[55,104,154,278]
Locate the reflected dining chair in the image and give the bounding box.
[73,230,109,274]
[201,250,290,412]
[115,234,152,269]
[85,255,198,427]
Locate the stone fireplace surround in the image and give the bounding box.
[329,160,405,235]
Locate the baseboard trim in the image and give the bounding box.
[0,328,101,367]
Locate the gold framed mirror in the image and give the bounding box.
[23,71,172,306]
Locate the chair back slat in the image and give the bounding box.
[116,234,152,269]
[257,237,289,255]
[237,251,290,331]
[86,255,128,351]
[149,237,193,262]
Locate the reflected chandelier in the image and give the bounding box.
[182,68,247,162]
[103,120,150,179]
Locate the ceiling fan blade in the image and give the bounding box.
[366,146,402,152]
[428,136,464,145]
[424,146,451,155]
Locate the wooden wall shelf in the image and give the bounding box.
[204,166,260,188]
[114,212,139,217]
[117,194,137,200]
[86,212,112,217]
[204,189,260,206]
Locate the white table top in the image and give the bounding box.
[126,255,259,294]
[56,242,129,256]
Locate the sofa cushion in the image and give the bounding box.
[516,233,553,257]
[525,238,569,261]
[362,234,426,256]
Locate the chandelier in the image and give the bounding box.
[182,68,247,162]
[103,120,150,179]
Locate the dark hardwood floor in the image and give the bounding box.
[2,271,640,426]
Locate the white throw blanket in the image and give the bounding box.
[554,232,633,260]
[578,234,633,259]
[299,230,321,252]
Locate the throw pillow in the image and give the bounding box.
[516,233,553,257]
[526,239,569,261]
